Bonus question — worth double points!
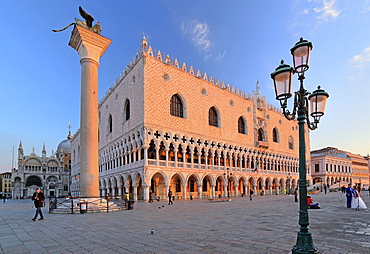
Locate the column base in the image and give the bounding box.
[292,231,319,254]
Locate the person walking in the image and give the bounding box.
[324,184,327,194]
[294,188,298,202]
[149,190,153,203]
[249,189,254,201]
[31,188,45,221]
[124,192,129,207]
[168,190,173,205]
[345,184,354,208]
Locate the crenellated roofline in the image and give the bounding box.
[99,37,282,114]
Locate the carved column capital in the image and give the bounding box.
[69,25,111,65]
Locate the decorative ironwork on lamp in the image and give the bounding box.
[270,37,329,254]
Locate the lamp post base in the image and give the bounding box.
[292,231,319,254]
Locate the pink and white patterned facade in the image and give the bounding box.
[71,38,313,200]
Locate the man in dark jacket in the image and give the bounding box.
[168,190,173,205]
[32,188,45,221]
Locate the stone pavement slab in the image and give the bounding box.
[0,192,369,253]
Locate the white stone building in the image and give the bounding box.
[311,147,369,189]
[12,134,72,198]
[71,37,314,200]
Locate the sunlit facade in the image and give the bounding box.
[0,172,12,198]
[71,38,313,200]
[311,147,369,189]
[12,134,72,198]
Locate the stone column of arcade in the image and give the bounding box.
[69,25,111,198]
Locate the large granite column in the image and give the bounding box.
[69,25,111,197]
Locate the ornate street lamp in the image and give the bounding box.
[271,38,329,254]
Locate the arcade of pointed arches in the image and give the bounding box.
[98,127,306,201]
[99,128,302,175]
[99,171,298,201]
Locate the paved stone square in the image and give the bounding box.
[0,192,369,253]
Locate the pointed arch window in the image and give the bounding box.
[159,141,166,160]
[209,107,218,127]
[124,99,130,122]
[108,114,113,134]
[148,140,156,159]
[288,136,294,150]
[177,144,183,162]
[258,128,264,141]
[273,128,280,143]
[238,116,246,134]
[169,143,175,161]
[170,94,183,118]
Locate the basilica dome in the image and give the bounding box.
[56,133,72,154]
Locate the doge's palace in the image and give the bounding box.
[71,37,313,201]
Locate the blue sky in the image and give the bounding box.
[1,0,370,173]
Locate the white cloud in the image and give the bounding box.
[301,8,309,15]
[181,20,213,53]
[181,20,228,62]
[192,22,213,52]
[313,0,341,21]
[362,0,370,13]
[350,46,370,69]
[216,51,227,61]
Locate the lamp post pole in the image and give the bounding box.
[271,38,329,254]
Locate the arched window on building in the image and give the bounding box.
[186,146,191,163]
[209,107,218,127]
[25,176,42,187]
[177,145,183,162]
[201,148,206,164]
[273,127,280,143]
[288,136,294,150]
[193,147,199,164]
[238,116,246,134]
[108,114,113,134]
[220,152,225,166]
[124,99,130,122]
[148,140,156,159]
[258,128,264,141]
[169,143,175,161]
[170,94,184,118]
[159,141,166,160]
